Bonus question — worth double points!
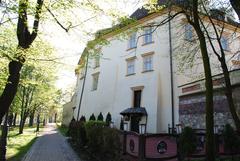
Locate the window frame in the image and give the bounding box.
[92,72,100,91]
[126,57,136,76]
[142,52,154,72]
[128,32,137,49]
[143,27,153,44]
[220,36,229,51]
[184,24,193,41]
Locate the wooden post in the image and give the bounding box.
[122,131,127,155]
[138,134,145,161]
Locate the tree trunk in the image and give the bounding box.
[230,0,240,21]
[0,113,9,161]
[36,114,40,132]
[19,116,27,134]
[220,59,240,131]
[54,113,57,123]
[19,111,28,134]
[13,113,17,127]
[29,112,35,127]
[7,113,13,127]
[0,60,23,124]
[189,1,215,161]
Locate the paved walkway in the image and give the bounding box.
[22,123,81,161]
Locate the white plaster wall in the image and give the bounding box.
[72,10,240,133]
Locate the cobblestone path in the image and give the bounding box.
[22,123,80,161]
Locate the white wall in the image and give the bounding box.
[73,9,240,133]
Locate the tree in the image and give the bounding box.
[97,112,104,121]
[198,1,240,132]
[0,0,44,124]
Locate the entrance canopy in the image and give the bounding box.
[120,107,147,116]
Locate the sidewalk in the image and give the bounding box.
[22,123,81,161]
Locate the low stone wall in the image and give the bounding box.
[179,86,240,128]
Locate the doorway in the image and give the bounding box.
[133,90,141,107]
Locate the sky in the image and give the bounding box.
[43,0,145,91]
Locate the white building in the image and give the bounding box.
[67,3,240,133]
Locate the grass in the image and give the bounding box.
[2,126,43,161]
[56,123,68,136]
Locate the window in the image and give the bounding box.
[94,56,100,68]
[92,73,99,91]
[143,55,153,72]
[128,33,137,49]
[143,27,153,44]
[126,59,135,75]
[184,24,193,41]
[80,68,85,79]
[220,36,229,51]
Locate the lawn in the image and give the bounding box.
[4,126,41,161]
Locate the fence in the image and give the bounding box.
[119,130,240,161]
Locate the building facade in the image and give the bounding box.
[66,5,240,133]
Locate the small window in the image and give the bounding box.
[94,56,100,68]
[143,55,153,72]
[184,24,193,41]
[92,73,99,91]
[143,27,153,44]
[80,68,85,79]
[128,33,137,49]
[126,59,135,75]
[220,36,229,51]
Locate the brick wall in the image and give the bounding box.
[179,86,240,128]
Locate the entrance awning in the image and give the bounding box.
[120,107,147,116]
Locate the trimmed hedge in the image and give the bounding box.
[69,120,121,161]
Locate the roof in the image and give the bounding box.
[130,0,169,20]
[120,107,148,116]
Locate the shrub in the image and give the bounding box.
[222,124,240,154]
[179,127,197,160]
[97,112,104,121]
[76,121,87,146]
[85,121,121,161]
[105,112,112,126]
[80,115,86,122]
[67,118,77,137]
[89,113,96,121]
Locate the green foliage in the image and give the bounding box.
[80,115,86,122]
[84,121,121,161]
[89,113,96,121]
[222,124,240,153]
[97,112,104,121]
[67,118,77,137]
[179,127,197,159]
[105,112,112,126]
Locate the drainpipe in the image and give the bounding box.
[76,53,89,121]
[168,7,175,131]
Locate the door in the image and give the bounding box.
[133,90,141,107]
[131,116,139,133]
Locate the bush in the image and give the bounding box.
[179,127,197,160]
[223,124,240,154]
[105,112,112,126]
[85,120,121,161]
[80,115,86,122]
[67,118,77,137]
[97,112,104,121]
[89,113,96,121]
